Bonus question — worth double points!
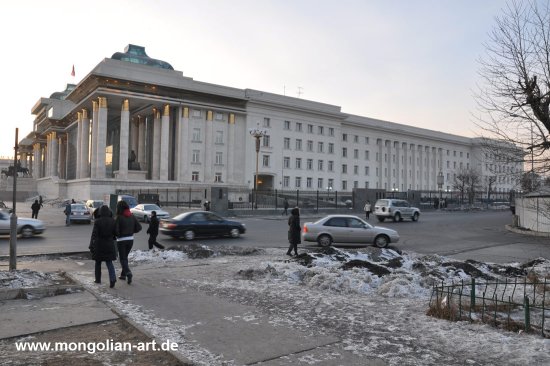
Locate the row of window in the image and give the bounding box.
[191,171,223,182]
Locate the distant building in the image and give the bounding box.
[19,44,523,200]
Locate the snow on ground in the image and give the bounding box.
[4,246,550,365]
[0,269,66,289]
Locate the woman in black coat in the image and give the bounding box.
[147,211,165,250]
[287,207,301,256]
[89,205,117,288]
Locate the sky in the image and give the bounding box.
[0,0,507,158]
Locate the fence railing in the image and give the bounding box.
[429,277,550,336]
[116,187,205,209]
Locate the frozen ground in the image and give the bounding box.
[3,245,550,365]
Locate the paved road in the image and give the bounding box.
[0,208,548,264]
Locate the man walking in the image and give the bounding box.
[147,211,165,250]
[364,200,372,220]
[64,200,72,226]
[282,198,289,215]
[31,200,41,219]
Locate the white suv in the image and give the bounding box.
[374,199,420,222]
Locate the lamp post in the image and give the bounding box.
[437,171,444,209]
[249,126,267,209]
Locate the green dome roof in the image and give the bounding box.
[111,44,174,70]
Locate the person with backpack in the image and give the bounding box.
[114,200,142,284]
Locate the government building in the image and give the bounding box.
[18,45,523,201]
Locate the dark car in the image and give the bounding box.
[160,211,246,240]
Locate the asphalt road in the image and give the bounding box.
[0,209,548,264]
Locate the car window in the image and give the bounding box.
[324,217,347,227]
[376,200,389,207]
[205,213,222,221]
[144,204,160,211]
[189,213,207,222]
[0,211,7,220]
[72,204,86,210]
[347,218,365,228]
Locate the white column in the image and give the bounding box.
[96,97,108,179]
[51,132,58,177]
[32,144,39,178]
[80,109,90,178]
[204,110,213,182]
[227,113,235,183]
[152,109,161,180]
[58,136,65,179]
[138,116,146,170]
[175,107,184,181]
[76,112,82,179]
[119,100,130,179]
[160,104,170,181]
[131,117,139,163]
[91,101,98,178]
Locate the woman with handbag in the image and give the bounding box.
[89,205,117,288]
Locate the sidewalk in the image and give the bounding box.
[0,253,387,366]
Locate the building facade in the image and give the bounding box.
[20,45,523,200]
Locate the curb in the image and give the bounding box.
[0,284,84,301]
[64,272,193,366]
[0,251,90,261]
[505,224,550,237]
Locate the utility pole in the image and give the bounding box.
[9,128,18,271]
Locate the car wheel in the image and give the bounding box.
[229,228,240,238]
[144,215,149,223]
[393,213,401,222]
[412,212,419,222]
[317,234,333,247]
[183,230,195,241]
[21,225,34,238]
[374,234,389,248]
[377,216,385,222]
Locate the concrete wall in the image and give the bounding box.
[516,196,550,233]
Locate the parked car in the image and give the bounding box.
[302,214,399,248]
[160,211,246,240]
[374,199,420,222]
[0,201,12,213]
[85,200,104,216]
[131,204,170,222]
[118,195,138,208]
[0,210,45,238]
[67,203,92,224]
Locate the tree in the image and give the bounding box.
[486,175,497,202]
[475,0,550,178]
[453,168,482,205]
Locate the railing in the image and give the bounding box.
[429,277,550,336]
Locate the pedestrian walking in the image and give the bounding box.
[64,201,72,226]
[286,207,301,256]
[38,195,44,207]
[31,200,41,219]
[89,205,117,288]
[364,200,372,220]
[114,200,142,284]
[147,211,165,250]
[203,200,211,211]
[282,198,289,215]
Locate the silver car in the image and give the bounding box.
[0,210,46,237]
[68,203,92,224]
[374,199,420,222]
[130,204,170,222]
[301,214,400,248]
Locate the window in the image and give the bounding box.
[342,147,347,158]
[192,128,201,141]
[214,173,222,182]
[453,150,457,157]
[318,126,324,135]
[318,178,324,189]
[295,158,302,169]
[328,178,334,189]
[460,151,463,157]
[191,171,199,181]
[354,135,358,143]
[283,176,290,187]
[284,120,290,130]
[342,133,347,141]
[365,137,370,144]
[365,166,370,175]
[318,142,324,153]
[215,131,223,144]
[263,155,270,167]
[467,153,470,158]
[215,113,223,121]
[376,152,379,161]
[263,117,270,127]
[328,127,334,136]
[307,177,313,188]
[307,159,313,170]
[354,149,359,159]
[354,181,358,189]
[284,137,290,149]
[307,124,313,133]
[295,139,302,150]
[192,109,201,117]
[192,150,200,163]
[295,177,302,188]
[296,122,302,132]
[307,140,313,152]
[328,143,334,154]
[215,152,223,165]
[342,164,347,174]
[262,135,270,147]
[342,181,348,190]
[283,156,290,169]
[318,160,324,171]
[365,150,369,160]
[354,165,358,175]
[328,160,334,172]
[365,181,369,188]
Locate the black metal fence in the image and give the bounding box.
[116,187,205,209]
[429,277,550,336]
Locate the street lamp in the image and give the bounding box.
[437,171,444,209]
[249,126,267,209]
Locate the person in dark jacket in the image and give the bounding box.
[114,200,142,284]
[31,200,41,219]
[286,207,301,256]
[146,211,165,250]
[89,205,117,288]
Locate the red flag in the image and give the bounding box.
[71,65,75,77]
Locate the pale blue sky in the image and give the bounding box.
[0,0,506,157]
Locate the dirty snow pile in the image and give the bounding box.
[0,269,65,289]
[129,249,188,264]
